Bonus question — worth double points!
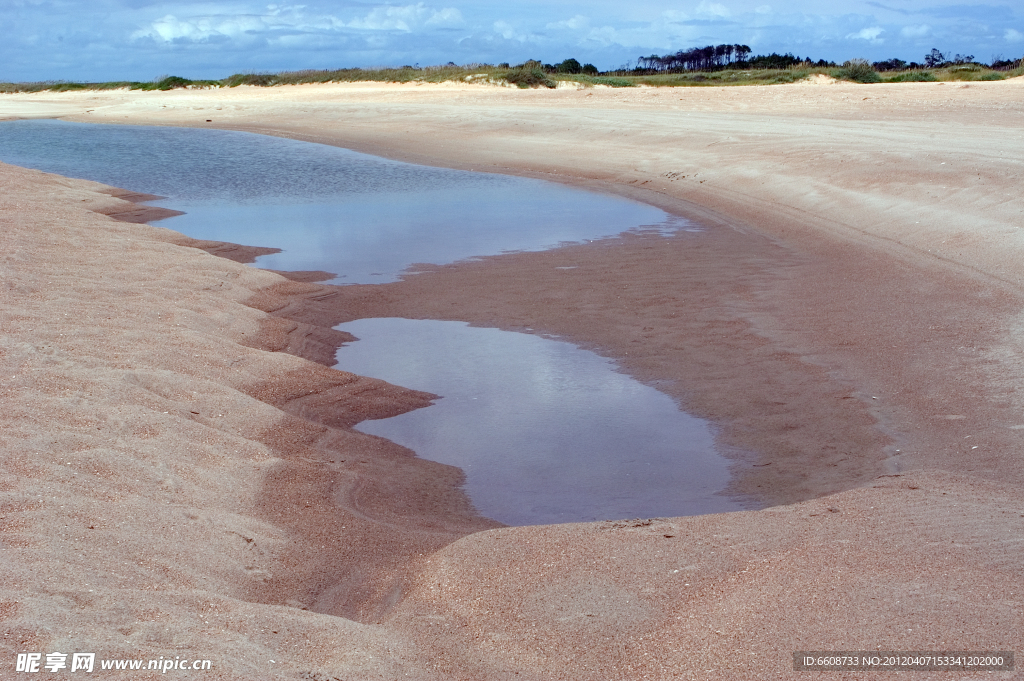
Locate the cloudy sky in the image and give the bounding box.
[3,0,1022,82]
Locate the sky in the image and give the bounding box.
[2,0,1022,82]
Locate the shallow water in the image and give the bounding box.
[1,119,738,524]
[0,119,692,283]
[335,318,740,526]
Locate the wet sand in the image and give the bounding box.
[2,80,1023,678]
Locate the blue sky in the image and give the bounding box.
[2,0,1022,81]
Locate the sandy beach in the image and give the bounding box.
[2,79,1023,678]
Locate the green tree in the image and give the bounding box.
[556,58,583,74]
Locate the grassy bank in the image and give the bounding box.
[2,60,1021,93]
[610,60,1024,86]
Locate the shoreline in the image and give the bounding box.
[3,83,1023,678]
[140,193,782,511]
[239,218,891,508]
[154,191,886,509]
[193,83,1024,500]
[90,125,897,509]
[102,155,863,509]
[102,114,1018,508]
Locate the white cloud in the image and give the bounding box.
[493,20,513,40]
[346,6,423,31]
[347,4,462,32]
[130,3,464,45]
[847,26,884,44]
[265,4,306,17]
[900,24,930,38]
[695,1,730,18]
[546,15,590,31]
[493,20,531,42]
[132,14,275,43]
[584,25,620,44]
[755,5,772,14]
[425,7,464,29]
[1006,28,1024,43]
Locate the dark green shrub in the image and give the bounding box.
[48,82,87,91]
[587,77,634,87]
[873,58,907,72]
[556,58,582,74]
[155,76,194,90]
[582,63,598,75]
[766,70,805,84]
[504,61,555,88]
[92,81,137,90]
[223,73,278,87]
[838,59,881,83]
[886,71,937,82]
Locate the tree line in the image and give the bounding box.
[873,49,976,71]
[632,45,1020,74]
[637,44,753,71]
[634,45,837,72]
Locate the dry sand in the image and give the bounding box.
[2,79,1023,678]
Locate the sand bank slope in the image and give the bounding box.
[392,471,1022,679]
[0,162,497,679]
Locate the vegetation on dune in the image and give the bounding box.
[222,73,280,87]
[0,75,221,93]
[503,61,556,89]
[620,45,1023,85]
[146,75,221,90]
[0,48,1020,93]
[885,71,937,82]
[837,59,882,84]
[624,68,811,86]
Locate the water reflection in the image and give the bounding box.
[0,119,691,283]
[334,318,740,526]
[0,119,736,524]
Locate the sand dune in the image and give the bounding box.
[1,80,1022,678]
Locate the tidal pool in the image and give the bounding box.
[335,318,740,526]
[1,119,738,525]
[0,119,693,283]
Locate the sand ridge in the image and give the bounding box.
[2,81,1023,678]
[0,164,496,679]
